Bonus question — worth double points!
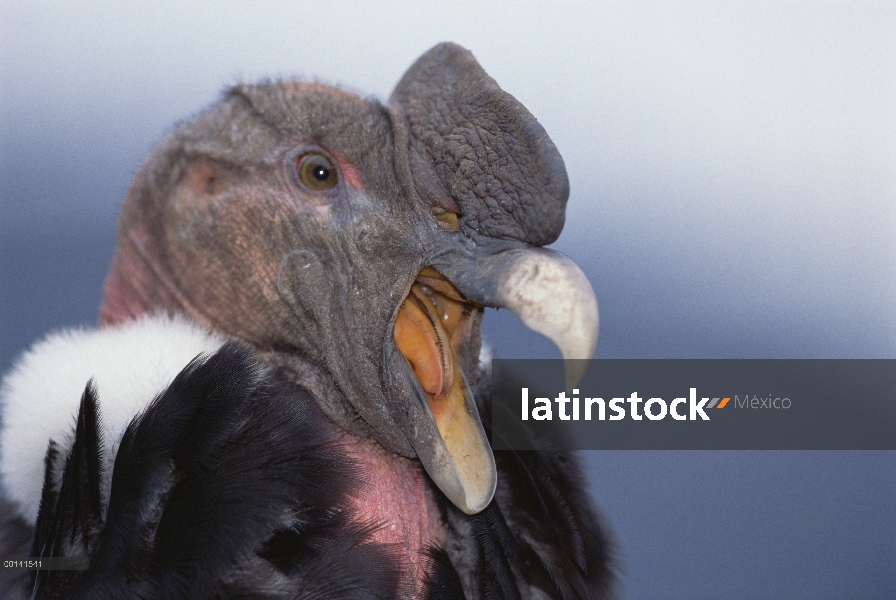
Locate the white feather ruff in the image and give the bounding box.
[0,314,224,524]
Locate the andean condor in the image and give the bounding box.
[0,43,614,599]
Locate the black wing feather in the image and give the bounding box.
[30,381,105,597]
[424,547,467,600]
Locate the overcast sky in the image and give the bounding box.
[2,2,894,598]
[3,2,893,360]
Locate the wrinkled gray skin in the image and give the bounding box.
[390,43,568,247]
[100,43,571,492]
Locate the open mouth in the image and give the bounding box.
[394,268,476,419]
[389,252,598,514]
[393,268,496,514]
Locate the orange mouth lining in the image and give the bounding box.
[394,268,477,423]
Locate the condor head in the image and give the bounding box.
[100,43,598,515]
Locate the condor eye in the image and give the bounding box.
[296,153,338,191]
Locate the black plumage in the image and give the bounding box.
[12,344,613,599]
[27,344,404,599]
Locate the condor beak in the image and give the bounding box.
[438,247,599,388]
[393,249,598,514]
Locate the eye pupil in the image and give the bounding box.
[297,153,338,191]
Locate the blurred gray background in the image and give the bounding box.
[2,2,894,598]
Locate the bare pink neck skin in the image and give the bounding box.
[342,434,447,597]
